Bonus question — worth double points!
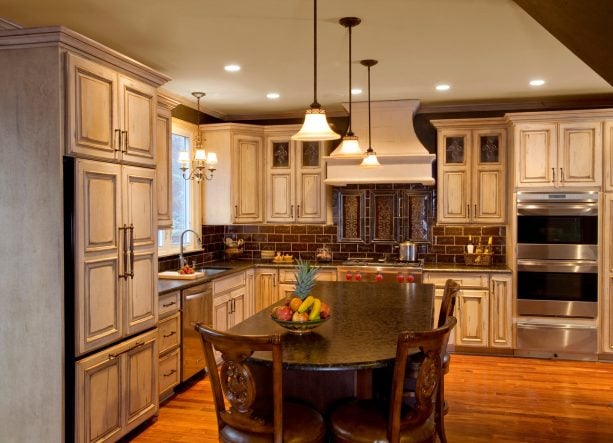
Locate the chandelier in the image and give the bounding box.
[178,92,218,182]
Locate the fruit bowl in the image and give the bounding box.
[270,315,330,334]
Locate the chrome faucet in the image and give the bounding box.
[179,229,202,268]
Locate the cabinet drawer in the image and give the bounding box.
[213,271,246,293]
[158,290,180,318]
[159,347,181,395]
[158,312,180,354]
[279,269,296,283]
[423,272,489,288]
[279,268,337,282]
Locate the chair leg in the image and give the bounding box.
[436,376,447,443]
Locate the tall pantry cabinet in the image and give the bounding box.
[0,27,170,443]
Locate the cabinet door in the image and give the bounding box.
[233,134,264,223]
[245,269,256,319]
[558,121,602,187]
[159,347,181,397]
[472,128,505,223]
[604,120,613,191]
[76,345,123,443]
[515,123,557,187]
[122,166,158,336]
[437,130,471,223]
[158,312,180,354]
[489,274,513,348]
[296,141,325,223]
[117,75,157,167]
[230,288,246,328]
[155,104,173,228]
[456,289,489,347]
[267,138,295,222]
[66,53,119,161]
[123,331,158,431]
[213,293,230,331]
[75,160,122,356]
[255,268,278,312]
[601,195,613,353]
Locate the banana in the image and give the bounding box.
[297,295,315,314]
[308,298,321,321]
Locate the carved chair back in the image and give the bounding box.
[389,316,456,442]
[195,323,284,443]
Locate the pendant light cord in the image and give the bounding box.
[367,63,372,152]
[347,24,353,135]
[311,0,320,109]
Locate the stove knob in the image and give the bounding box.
[345,272,353,281]
[375,273,383,282]
[355,273,362,281]
[406,274,415,283]
[396,274,405,283]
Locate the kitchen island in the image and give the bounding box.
[227,281,435,412]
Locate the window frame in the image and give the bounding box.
[157,117,203,257]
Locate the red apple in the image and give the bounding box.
[276,305,292,321]
[292,311,309,322]
[319,302,331,319]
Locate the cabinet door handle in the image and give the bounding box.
[163,330,177,338]
[552,167,556,183]
[163,369,177,377]
[114,129,122,152]
[273,273,277,287]
[560,167,564,182]
[234,205,238,218]
[128,224,135,278]
[297,204,300,217]
[290,205,294,217]
[121,130,128,153]
[466,203,470,217]
[162,301,177,308]
[109,340,144,359]
[118,225,128,279]
[474,203,477,218]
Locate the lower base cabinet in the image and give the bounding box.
[423,271,512,351]
[158,290,181,401]
[75,329,158,443]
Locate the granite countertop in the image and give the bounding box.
[228,281,435,370]
[158,259,511,294]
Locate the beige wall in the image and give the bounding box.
[0,46,64,442]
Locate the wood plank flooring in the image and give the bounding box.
[128,354,613,442]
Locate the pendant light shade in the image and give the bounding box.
[360,59,381,168]
[330,17,362,157]
[292,0,339,141]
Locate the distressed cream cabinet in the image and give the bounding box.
[158,290,181,401]
[506,110,612,189]
[601,194,613,354]
[603,119,613,191]
[66,52,158,167]
[155,94,179,228]
[212,271,254,331]
[75,329,158,443]
[202,124,264,224]
[255,267,283,313]
[432,118,506,224]
[265,128,327,223]
[423,271,512,350]
[74,159,158,356]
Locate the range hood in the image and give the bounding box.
[324,100,435,186]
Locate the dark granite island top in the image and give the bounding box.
[228,281,435,371]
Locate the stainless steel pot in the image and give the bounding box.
[398,241,417,262]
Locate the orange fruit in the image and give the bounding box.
[289,297,302,313]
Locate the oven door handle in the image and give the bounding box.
[516,202,598,216]
[517,259,598,273]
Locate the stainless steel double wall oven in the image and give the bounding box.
[515,191,599,359]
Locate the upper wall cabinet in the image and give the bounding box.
[265,130,327,223]
[506,110,613,190]
[432,118,506,224]
[156,94,180,228]
[202,124,264,224]
[66,53,157,167]
[603,119,613,192]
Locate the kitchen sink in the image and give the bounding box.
[199,268,229,276]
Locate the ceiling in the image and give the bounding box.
[1,0,611,119]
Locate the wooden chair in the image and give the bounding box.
[195,323,326,443]
[435,279,460,443]
[329,316,457,443]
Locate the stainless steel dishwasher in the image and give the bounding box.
[182,283,213,382]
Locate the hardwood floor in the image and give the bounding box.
[129,354,613,442]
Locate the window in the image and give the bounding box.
[158,118,202,256]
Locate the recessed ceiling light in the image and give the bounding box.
[266,92,280,99]
[224,64,241,72]
[351,88,362,95]
[435,84,451,91]
[529,79,546,86]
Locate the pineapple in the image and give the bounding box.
[293,259,319,300]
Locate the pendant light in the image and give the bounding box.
[330,17,362,157]
[360,59,381,168]
[178,92,218,182]
[292,0,340,141]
